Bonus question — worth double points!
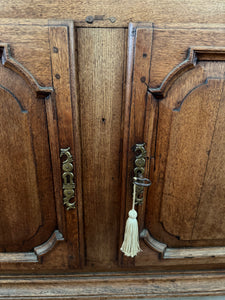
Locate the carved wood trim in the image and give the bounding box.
[34,230,64,257]
[140,229,167,254]
[148,46,225,99]
[0,43,53,97]
[141,229,225,259]
[0,231,64,263]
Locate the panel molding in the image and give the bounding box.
[0,84,27,112]
[0,253,38,263]
[0,230,64,263]
[0,43,53,97]
[34,230,64,258]
[148,46,225,99]
[141,229,225,259]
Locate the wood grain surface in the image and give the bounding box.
[77,28,126,267]
[0,62,57,253]
[0,20,84,271]
[0,1,225,27]
[143,25,225,248]
[1,271,225,299]
[121,23,225,271]
[49,25,82,268]
[0,0,225,278]
[161,79,225,241]
[0,0,225,296]
[119,23,154,267]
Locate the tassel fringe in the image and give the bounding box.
[120,181,142,257]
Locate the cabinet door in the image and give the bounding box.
[121,23,225,269]
[0,20,83,270]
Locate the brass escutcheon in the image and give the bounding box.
[133,143,147,204]
[60,147,76,210]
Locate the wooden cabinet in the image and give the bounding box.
[1,6,225,299]
[0,20,83,271]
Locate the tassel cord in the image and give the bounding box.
[132,180,136,210]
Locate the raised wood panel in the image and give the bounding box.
[160,78,225,241]
[0,64,56,252]
[0,86,41,248]
[144,27,225,249]
[77,28,126,267]
[192,82,225,240]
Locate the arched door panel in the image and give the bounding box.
[121,23,225,267]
